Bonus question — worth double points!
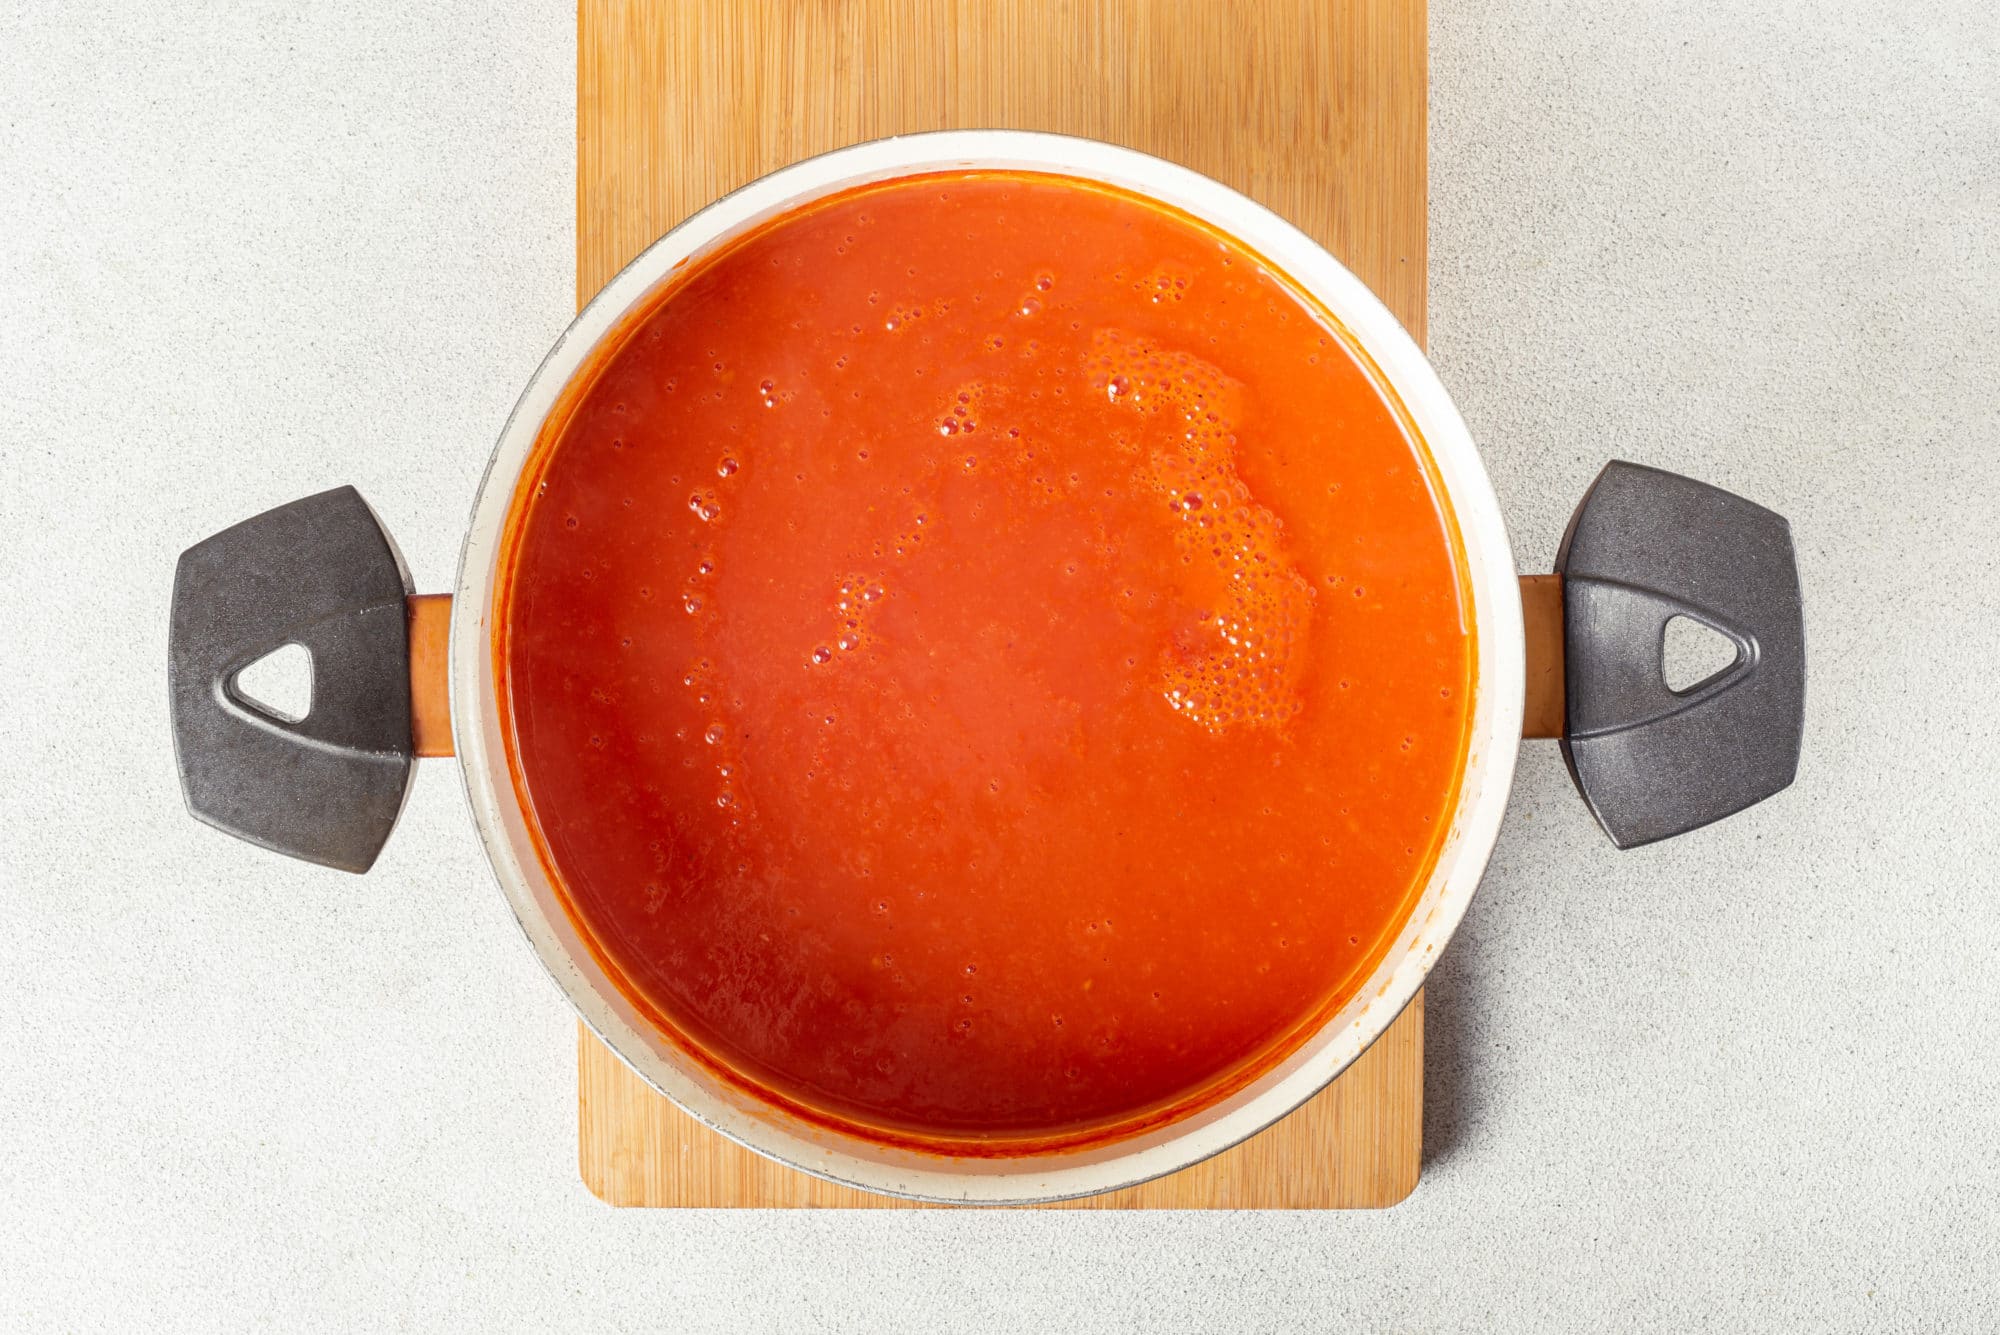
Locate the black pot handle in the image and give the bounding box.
[1555,461,1806,848]
[169,486,415,873]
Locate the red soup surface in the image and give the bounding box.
[498,172,1473,1152]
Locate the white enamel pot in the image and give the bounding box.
[169,131,1805,1204]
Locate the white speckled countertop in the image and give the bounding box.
[3,2,1995,1329]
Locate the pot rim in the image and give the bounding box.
[449,130,1524,1203]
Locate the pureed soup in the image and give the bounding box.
[497,172,1473,1153]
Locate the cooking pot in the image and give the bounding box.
[169,131,1804,1203]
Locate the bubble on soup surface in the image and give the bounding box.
[1084,329,1315,734]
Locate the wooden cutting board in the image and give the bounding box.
[575,0,1427,1209]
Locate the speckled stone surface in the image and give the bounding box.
[2,2,1995,1329]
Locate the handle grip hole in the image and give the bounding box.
[230,642,315,724]
[1661,614,1740,695]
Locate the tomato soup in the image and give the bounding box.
[497,172,1472,1150]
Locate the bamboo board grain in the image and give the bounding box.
[576,0,1428,1209]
